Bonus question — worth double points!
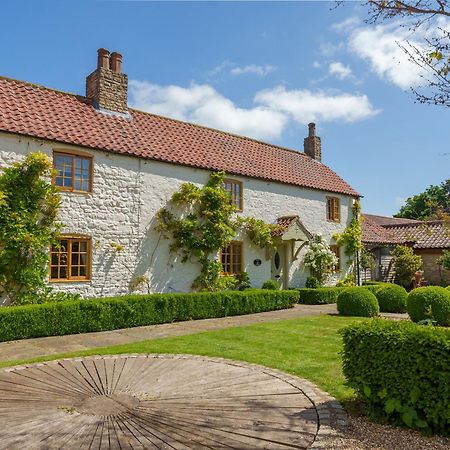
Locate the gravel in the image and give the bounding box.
[324,414,450,449]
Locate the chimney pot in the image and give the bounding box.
[97,48,110,69]
[110,52,123,73]
[308,122,316,137]
[86,49,128,113]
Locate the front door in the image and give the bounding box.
[271,244,287,289]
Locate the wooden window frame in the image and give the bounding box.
[330,245,341,272]
[52,150,93,194]
[220,241,244,275]
[223,178,244,212]
[49,236,92,282]
[326,196,341,223]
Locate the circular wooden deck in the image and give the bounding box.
[0,354,343,449]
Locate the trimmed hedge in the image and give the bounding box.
[0,290,298,342]
[407,286,450,326]
[337,287,379,317]
[296,287,346,305]
[376,284,408,313]
[341,320,450,434]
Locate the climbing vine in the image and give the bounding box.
[0,152,62,304]
[155,171,276,291]
[333,200,363,260]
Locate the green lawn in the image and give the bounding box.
[0,315,366,402]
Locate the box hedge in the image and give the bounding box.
[0,289,298,342]
[407,286,450,326]
[341,320,450,434]
[296,287,346,305]
[337,287,380,317]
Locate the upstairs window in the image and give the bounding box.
[223,179,243,211]
[220,241,243,275]
[50,237,91,281]
[330,245,341,271]
[327,197,340,222]
[53,152,93,193]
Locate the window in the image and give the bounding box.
[330,245,341,271]
[326,197,340,222]
[53,152,93,192]
[220,241,243,275]
[223,179,243,211]
[50,237,91,281]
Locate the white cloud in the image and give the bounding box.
[209,62,275,78]
[129,80,287,140]
[348,23,426,89]
[329,61,353,80]
[255,86,380,124]
[129,81,380,141]
[332,16,360,32]
[230,64,275,76]
[312,61,322,69]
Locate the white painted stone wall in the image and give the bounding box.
[0,131,354,298]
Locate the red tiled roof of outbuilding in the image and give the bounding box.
[0,76,360,197]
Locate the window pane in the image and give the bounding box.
[82,180,90,191]
[51,253,59,265]
[75,158,82,169]
[71,253,80,266]
[50,267,59,279]
[74,179,82,190]
[59,266,67,279]
[55,177,63,187]
[79,266,86,277]
[82,158,90,170]
[71,266,79,277]
[63,177,72,188]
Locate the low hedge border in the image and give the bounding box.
[341,320,450,435]
[296,287,347,305]
[0,290,298,342]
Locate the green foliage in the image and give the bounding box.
[360,248,376,270]
[0,152,61,304]
[297,287,347,305]
[261,279,279,290]
[437,250,450,271]
[341,320,450,435]
[0,290,298,342]
[407,286,450,326]
[155,171,275,291]
[337,287,380,317]
[234,271,251,291]
[305,276,321,289]
[375,284,408,313]
[303,235,338,285]
[395,179,450,220]
[336,274,356,287]
[333,201,363,261]
[391,245,423,288]
[235,217,277,249]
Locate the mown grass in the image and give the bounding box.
[0,315,366,402]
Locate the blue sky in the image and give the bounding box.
[2,1,449,215]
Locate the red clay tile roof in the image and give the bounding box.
[362,214,403,245]
[272,216,299,237]
[385,221,450,249]
[362,214,450,249]
[0,76,360,197]
[364,214,420,227]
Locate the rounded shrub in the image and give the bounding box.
[305,276,320,289]
[407,286,450,324]
[376,284,408,313]
[337,287,380,317]
[261,279,279,290]
[430,290,450,326]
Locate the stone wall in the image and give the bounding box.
[415,249,450,286]
[0,131,354,298]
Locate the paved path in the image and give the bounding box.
[0,354,347,449]
[0,304,337,363]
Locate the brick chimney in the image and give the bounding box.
[303,123,322,161]
[86,48,128,114]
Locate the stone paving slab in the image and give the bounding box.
[0,354,348,449]
[0,304,337,363]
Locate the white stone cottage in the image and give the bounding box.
[0,49,360,298]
